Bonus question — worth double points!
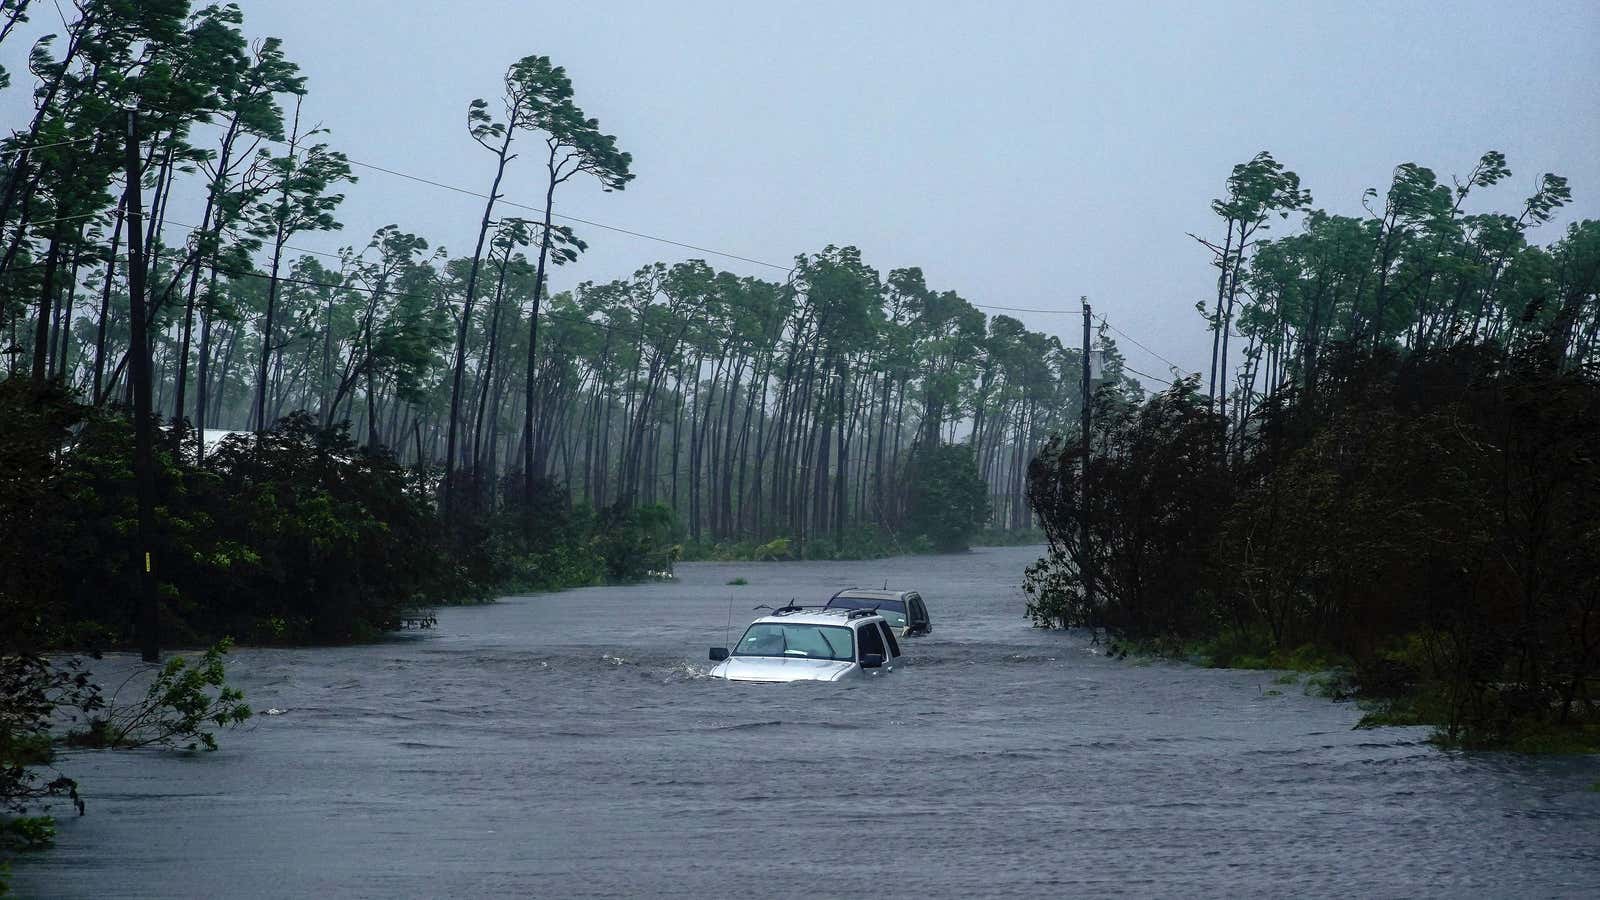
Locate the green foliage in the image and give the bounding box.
[0,815,56,896]
[1027,343,1600,751]
[67,640,251,752]
[971,527,1046,547]
[677,528,941,563]
[201,415,465,641]
[0,817,55,851]
[0,641,250,893]
[460,481,679,594]
[1024,378,1229,633]
[1302,671,1358,701]
[0,653,92,895]
[904,443,991,552]
[0,656,92,819]
[1186,631,1350,673]
[0,379,95,649]
[0,384,471,647]
[678,539,763,562]
[591,503,678,581]
[726,577,749,586]
[752,538,792,561]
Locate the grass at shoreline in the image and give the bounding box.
[676,527,1042,563]
[1098,630,1599,755]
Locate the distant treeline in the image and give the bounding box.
[0,0,1117,565]
[1027,151,1600,750]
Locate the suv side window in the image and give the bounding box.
[857,621,886,659]
[911,597,928,627]
[879,622,901,657]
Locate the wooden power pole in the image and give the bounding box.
[125,107,159,662]
[1080,297,1094,611]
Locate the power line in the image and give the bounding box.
[178,119,1184,331]
[163,217,351,264]
[229,140,1181,327]
[15,101,798,276]
[966,302,1078,315]
[118,214,1202,393]
[170,115,798,275]
[1096,313,1188,373]
[11,210,105,229]
[0,134,97,156]
[12,107,1207,390]
[32,203,1200,397]
[19,107,1175,331]
[138,217,796,354]
[193,256,748,349]
[1119,363,1176,388]
[9,102,1226,377]
[344,156,794,273]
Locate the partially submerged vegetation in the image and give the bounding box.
[0,641,251,889]
[1027,151,1600,753]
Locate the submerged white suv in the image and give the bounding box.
[708,605,902,683]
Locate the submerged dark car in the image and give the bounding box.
[823,589,932,638]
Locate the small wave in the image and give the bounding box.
[996,652,1062,665]
[708,719,863,733]
[716,719,784,731]
[1142,734,1242,744]
[655,662,713,682]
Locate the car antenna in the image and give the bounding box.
[883,579,889,590]
[725,595,734,651]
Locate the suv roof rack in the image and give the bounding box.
[760,602,880,619]
[766,602,831,616]
[832,587,907,599]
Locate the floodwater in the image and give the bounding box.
[16,546,1600,898]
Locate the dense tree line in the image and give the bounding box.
[1027,150,1600,750]
[1193,149,1597,443]
[0,1,1102,565]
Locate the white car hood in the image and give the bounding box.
[713,656,854,683]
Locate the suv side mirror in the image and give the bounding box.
[860,653,885,669]
[709,647,729,661]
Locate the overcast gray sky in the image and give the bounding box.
[8,1,1599,382]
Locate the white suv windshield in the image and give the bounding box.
[733,623,855,661]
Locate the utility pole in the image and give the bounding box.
[125,107,159,662]
[1080,297,1094,612]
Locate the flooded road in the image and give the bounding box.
[17,546,1600,897]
